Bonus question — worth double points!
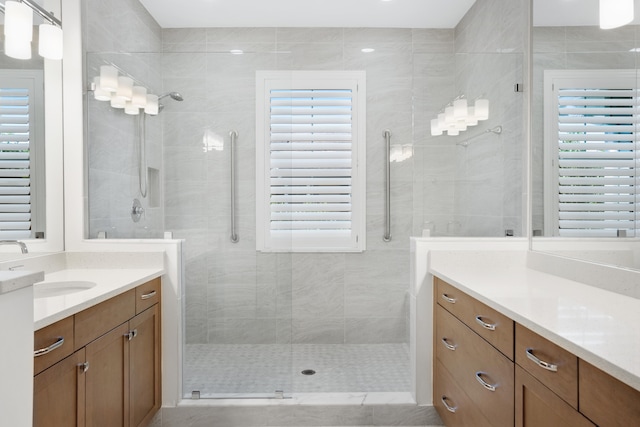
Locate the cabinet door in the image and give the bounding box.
[33,348,86,427]
[129,305,161,427]
[85,322,130,427]
[515,365,594,427]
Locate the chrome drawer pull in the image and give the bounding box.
[34,337,64,357]
[441,337,457,351]
[78,362,90,373]
[475,315,496,331]
[441,293,457,304]
[441,396,457,413]
[141,290,157,300]
[526,348,558,372]
[475,372,497,392]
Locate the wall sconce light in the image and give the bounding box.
[91,64,163,116]
[0,0,63,60]
[430,97,489,136]
[600,0,634,29]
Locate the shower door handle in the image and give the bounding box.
[230,130,239,243]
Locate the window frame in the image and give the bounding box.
[543,69,638,237]
[255,70,366,252]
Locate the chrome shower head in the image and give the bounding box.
[159,92,184,101]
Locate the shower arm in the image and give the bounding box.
[383,130,392,242]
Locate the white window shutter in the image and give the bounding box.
[0,87,32,239]
[256,71,366,252]
[544,70,638,237]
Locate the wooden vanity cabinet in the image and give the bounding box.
[33,278,161,427]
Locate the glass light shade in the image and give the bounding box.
[4,1,33,41]
[131,86,147,108]
[444,106,455,124]
[453,99,467,118]
[475,99,489,120]
[390,145,402,162]
[93,76,111,101]
[465,107,478,126]
[600,0,634,29]
[100,65,118,92]
[38,24,63,60]
[4,36,31,60]
[116,76,134,101]
[110,96,127,108]
[144,94,159,115]
[437,113,446,128]
[402,145,413,161]
[431,118,443,136]
[447,128,460,136]
[454,120,467,131]
[124,102,140,115]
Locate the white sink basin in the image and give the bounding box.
[34,281,97,298]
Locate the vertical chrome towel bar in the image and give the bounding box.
[383,129,392,242]
[230,130,239,243]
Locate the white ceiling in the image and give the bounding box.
[138,0,477,29]
[138,0,640,29]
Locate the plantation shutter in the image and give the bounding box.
[0,85,34,239]
[256,71,366,252]
[545,70,639,237]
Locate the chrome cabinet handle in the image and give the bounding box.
[141,290,157,300]
[34,337,64,357]
[475,315,496,331]
[441,337,457,351]
[526,348,558,372]
[441,293,457,304]
[441,396,457,413]
[475,372,497,392]
[78,362,90,373]
[125,329,138,341]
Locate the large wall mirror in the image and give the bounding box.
[531,0,640,270]
[0,0,64,257]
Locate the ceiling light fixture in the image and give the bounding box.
[0,0,64,60]
[361,48,375,53]
[599,0,634,29]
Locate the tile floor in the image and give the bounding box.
[183,343,412,397]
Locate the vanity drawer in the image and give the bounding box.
[436,304,514,427]
[579,359,640,427]
[435,276,514,360]
[434,358,493,427]
[34,316,74,375]
[74,289,136,349]
[135,277,161,314]
[515,323,578,409]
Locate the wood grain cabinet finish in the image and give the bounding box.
[515,365,594,427]
[435,277,514,360]
[33,279,161,427]
[33,349,86,427]
[434,358,493,427]
[515,323,578,409]
[34,315,74,375]
[436,304,514,427]
[579,360,640,427]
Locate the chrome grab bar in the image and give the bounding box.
[230,130,239,243]
[383,129,391,242]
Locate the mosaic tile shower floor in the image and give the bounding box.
[183,343,411,397]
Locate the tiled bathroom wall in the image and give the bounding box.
[85,0,165,238]
[161,27,454,345]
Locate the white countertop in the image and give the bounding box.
[428,250,640,392]
[0,270,44,295]
[34,268,164,330]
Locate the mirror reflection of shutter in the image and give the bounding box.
[555,80,637,237]
[0,87,32,239]
[269,88,353,243]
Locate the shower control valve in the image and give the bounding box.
[131,198,144,222]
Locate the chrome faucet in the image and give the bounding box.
[0,240,28,254]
